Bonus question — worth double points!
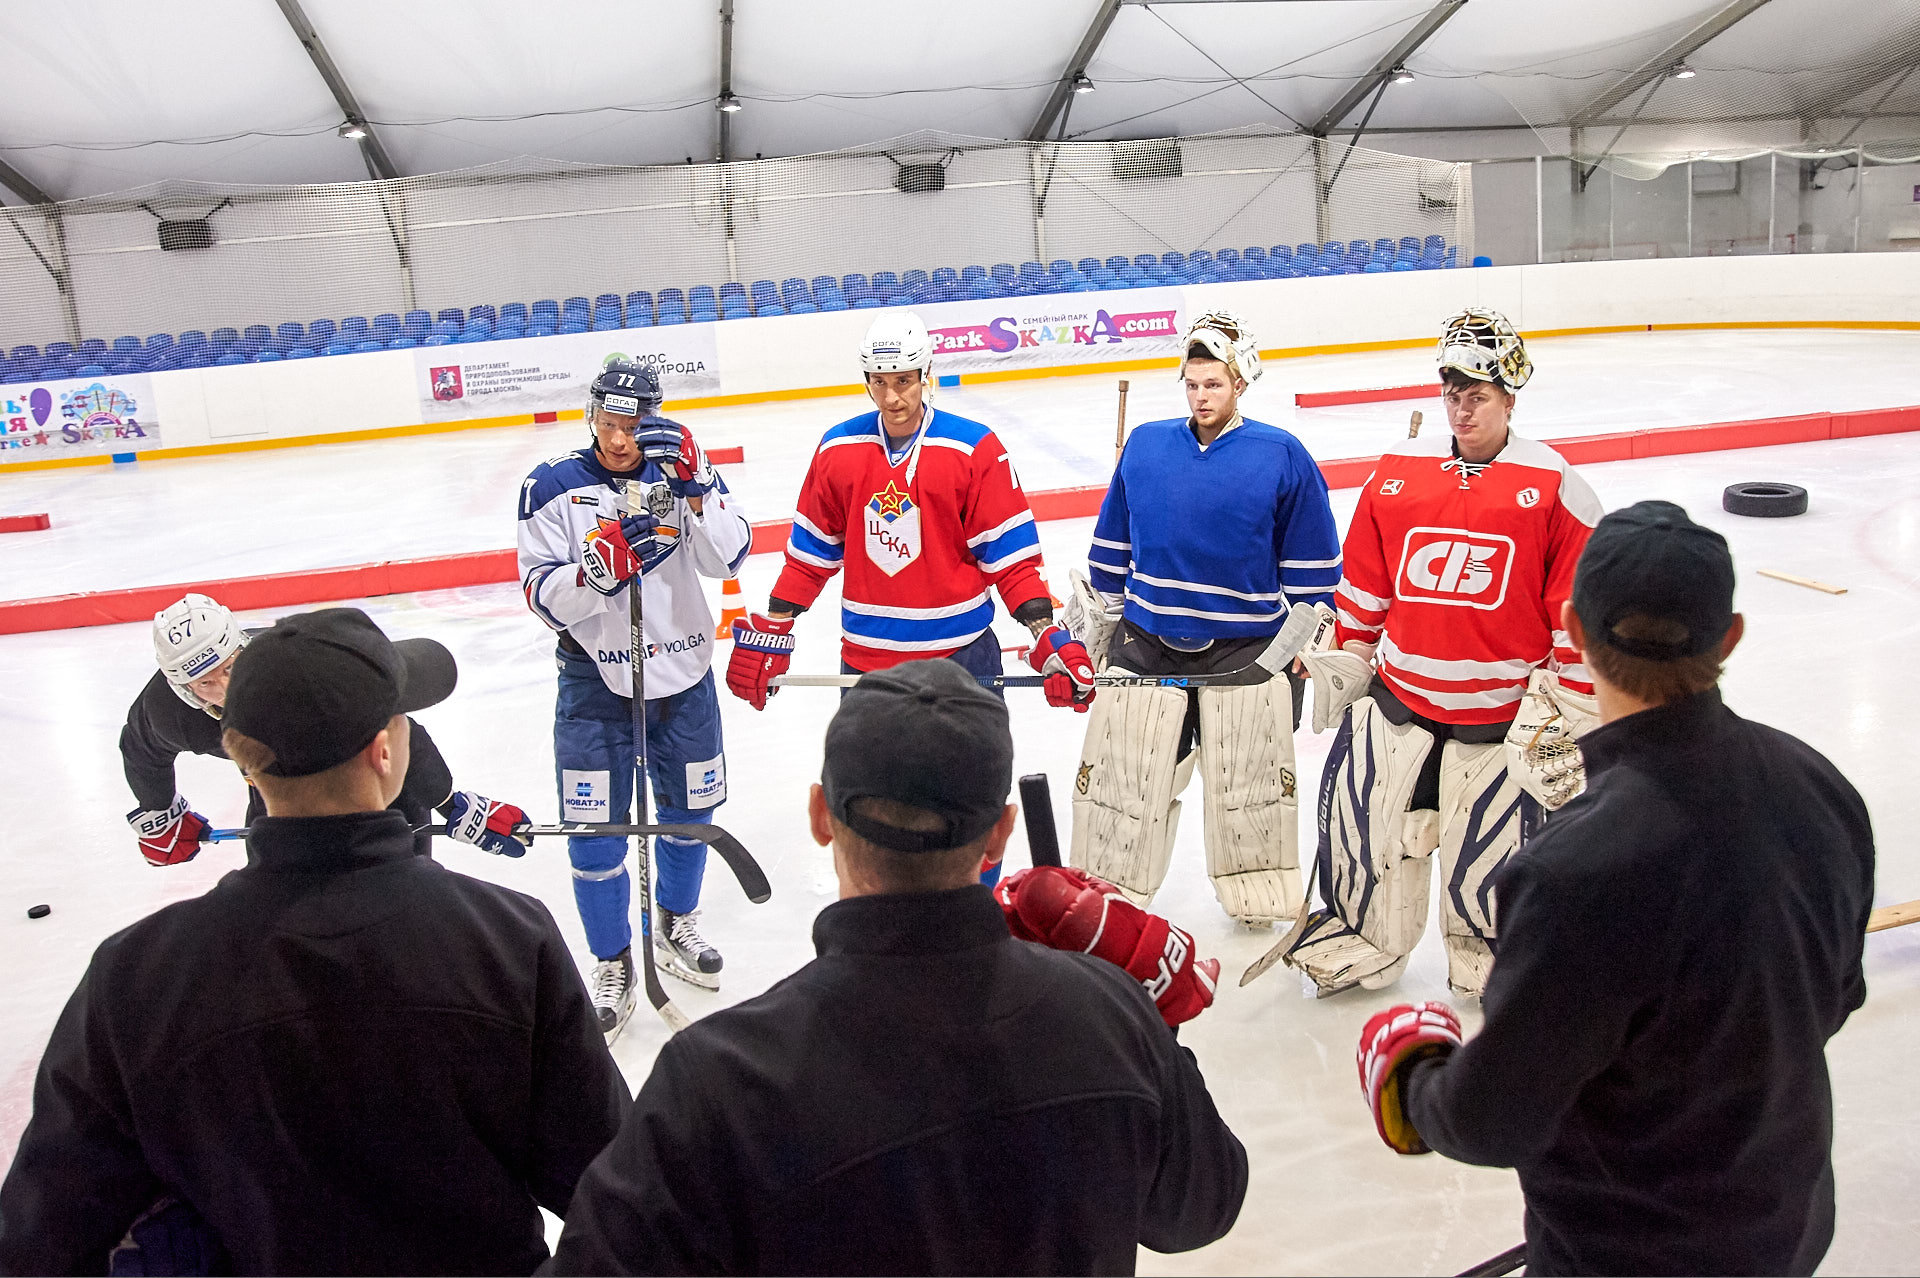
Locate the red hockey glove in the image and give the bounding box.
[996,866,1218,1027]
[1027,623,1097,711]
[446,792,531,857]
[726,613,796,710]
[127,795,211,867]
[1357,1001,1463,1154]
[581,514,676,595]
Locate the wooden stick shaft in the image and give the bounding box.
[1408,409,1423,438]
[1115,379,1130,461]
[1868,898,1920,933]
[1757,568,1846,595]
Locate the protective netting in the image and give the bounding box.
[0,129,1471,366]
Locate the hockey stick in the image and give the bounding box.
[1456,1243,1526,1276]
[775,602,1321,692]
[626,482,690,1034]
[1869,898,1920,932]
[1018,774,1062,868]
[1114,379,1130,461]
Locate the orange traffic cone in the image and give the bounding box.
[715,576,746,639]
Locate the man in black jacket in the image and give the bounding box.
[0,607,630,1275]
[550,658,1248,1275]
[1356,501,1876,1276]
[122,591,528,864]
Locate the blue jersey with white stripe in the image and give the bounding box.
[1088,416,1340,642]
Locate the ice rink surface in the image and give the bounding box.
[2,328,1918,1274]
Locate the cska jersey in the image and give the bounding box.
[1335,432,1602,725]
[774,406,1050,671]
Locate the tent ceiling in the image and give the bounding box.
[0,0,1911,203]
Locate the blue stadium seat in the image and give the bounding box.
[782,278,811,306]
[562,296,589,317]
[902,269,930,292]
[243,324,272,346]
[78,338,108,359]
[39,366,72,380]
[818,295,848,312]
[838,275,868,305]
[112,336,142,354]
[74,363,108,376]
[467,305,495,326]
[106,356,139,374]
[656,289,687,321]
[404,310,431,337]
[287,347,316,359]
[931,267,958,286]
[533,300,562,325]
[353,340,382,355]
[961,265,987,283]
[419,336,451,348]
[9,344,38,360]
[495,323,525,340]
[993,263,1020,289]
[371,314,401,338]
[559,319,589,334]
[324,342,355,355]
[46,341,75,360]
[594,292,621,311]
[870,272,899,301]
[689,286,716,310]
[436,308,464,326]
[453,331,488,345]
[273,323,303,350]
[432,320,460,339]
[657,311,686,325]
[254,350,282,363]
[1242,245,1267,271]
[622,292,653,325]
[387,336,417,350]
[306,320,336,344]
[1472,255,1492,267]
[498,303,529,327]
[592,306,623,331]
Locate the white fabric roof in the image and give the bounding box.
[1,0,1914,202]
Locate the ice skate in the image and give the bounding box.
[655,908,723,990]
[590,948,636,1042]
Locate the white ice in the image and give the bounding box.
[2,329,1917,1275]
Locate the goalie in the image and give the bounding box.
[1279,308,1603,997]
[1065,311,1340,926]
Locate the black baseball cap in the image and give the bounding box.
[1572,501,1735,661]
[822,659,1013,853]
[224,607,458,777]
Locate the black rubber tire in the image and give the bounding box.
[1722,482,1808,518]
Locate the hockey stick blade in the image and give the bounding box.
[1018,774,1062,868]
[1457,1243,1526,1277]
[775,602,1322,692]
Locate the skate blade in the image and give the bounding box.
[654,946,721,990]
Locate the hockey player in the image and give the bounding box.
[1067,311,1340,926]
[724,313,1096,887]
[122,593,526,866]
[519,358,752,1039]
[1280,308,1603,997]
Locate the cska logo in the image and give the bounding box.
[864,481,922,576]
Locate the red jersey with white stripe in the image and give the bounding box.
[1335,432,1601,725]
[773,406,1050,671]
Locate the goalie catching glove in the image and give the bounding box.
[445,792,531,857]
[1503,667,1599,809]
[1026,624,1097,711]
[1296,603,1374,734]
[1357,1000,1463,1155]
[581,513,677,595]
[127,794,211,867]
[996,865,1218,1027]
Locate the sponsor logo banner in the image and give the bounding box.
[561,769,612,821]
[0,374,160,458]
[414,326,720,420]
[922,287,1187,374]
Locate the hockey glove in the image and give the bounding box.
[581,513,678,595]
[1027,624,1097,711]
[1357,1000,1463,1154]
[996,866,1219,1027]
[634,416,718,499]
[446,791,532,857]
[725,613,796,710]
[1504,667,1600,810]
[128,795,211,867]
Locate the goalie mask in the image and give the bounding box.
[1438,307,1532,390]
[154,593,246,716]
[1180,310,1261,387]
[586,356,663,443]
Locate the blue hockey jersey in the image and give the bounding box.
[1088,416,1340,643]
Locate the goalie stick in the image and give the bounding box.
[774,601,1321,692]
[1018,774,1062,868]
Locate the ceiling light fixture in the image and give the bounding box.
[1670,62,1697,80]
[717,92,743,114]
[337,120,368,140]
[1072,72,1096,95]
[1390,66,1415,85]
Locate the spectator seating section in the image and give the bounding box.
[1,236,1463,380]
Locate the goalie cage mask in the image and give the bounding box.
[1437,307,1532,390]
[1180,310,1262,387]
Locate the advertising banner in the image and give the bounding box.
[0,374,160,459]
[921,286,1187,375]
[414,324,721,420]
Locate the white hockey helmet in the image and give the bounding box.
[1438,307,1532,390]
[859,312,934,380]
[153,593,245,714]
[1180,310,1261,387]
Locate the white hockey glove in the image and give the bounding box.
[1296,605,1375,733]
[1503,667,1600,810]
[1061,567,1124,672]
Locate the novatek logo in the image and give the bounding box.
[1397,527,1515,609]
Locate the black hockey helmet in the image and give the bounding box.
[586,356,664,436]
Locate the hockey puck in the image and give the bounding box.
[27,904,50,919]
[1723,482,1808,518]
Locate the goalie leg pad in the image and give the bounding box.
[1198,678,1302,924]
[1435,740,1541,998]
[1282,697,1440,994]
[1069,684,1193,905]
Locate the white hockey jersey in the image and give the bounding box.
[518,444,752,699]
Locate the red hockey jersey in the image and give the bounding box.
[1335,433,1601,725]
[774,407,1050,671]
